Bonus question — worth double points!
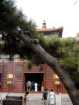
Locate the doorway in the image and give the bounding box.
[24,73,44,92]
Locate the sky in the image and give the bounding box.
[15,0,79,37]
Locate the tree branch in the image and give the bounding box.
[19,32,79,105]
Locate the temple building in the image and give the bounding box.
[0,23,65,93]
[0,59,65,93]
[37,20,63,37]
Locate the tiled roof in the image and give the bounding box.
[37,27,63,32]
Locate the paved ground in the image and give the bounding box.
[0,92,73,105]
[26,93,73,105]
[26,93,43,105]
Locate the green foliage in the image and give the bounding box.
[0,0,79,88]
[36,35,79,87]
[0,0,37,59]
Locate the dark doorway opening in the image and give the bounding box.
[24,73,44,92]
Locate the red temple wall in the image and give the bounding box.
[0,61,66,93]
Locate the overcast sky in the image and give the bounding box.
[15,0,79,37]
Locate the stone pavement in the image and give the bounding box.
[0,92,73,105]
[26,93,42,105]
[26,93,73,105]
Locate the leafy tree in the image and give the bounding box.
[38,36,79,88]
[0,0,79,105]
[0,0,37,59]
[18,31,79,105]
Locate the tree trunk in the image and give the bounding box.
[19,33,79,105]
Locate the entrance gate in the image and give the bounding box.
[24,73,44,92]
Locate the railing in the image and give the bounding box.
[1,96,23,105]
